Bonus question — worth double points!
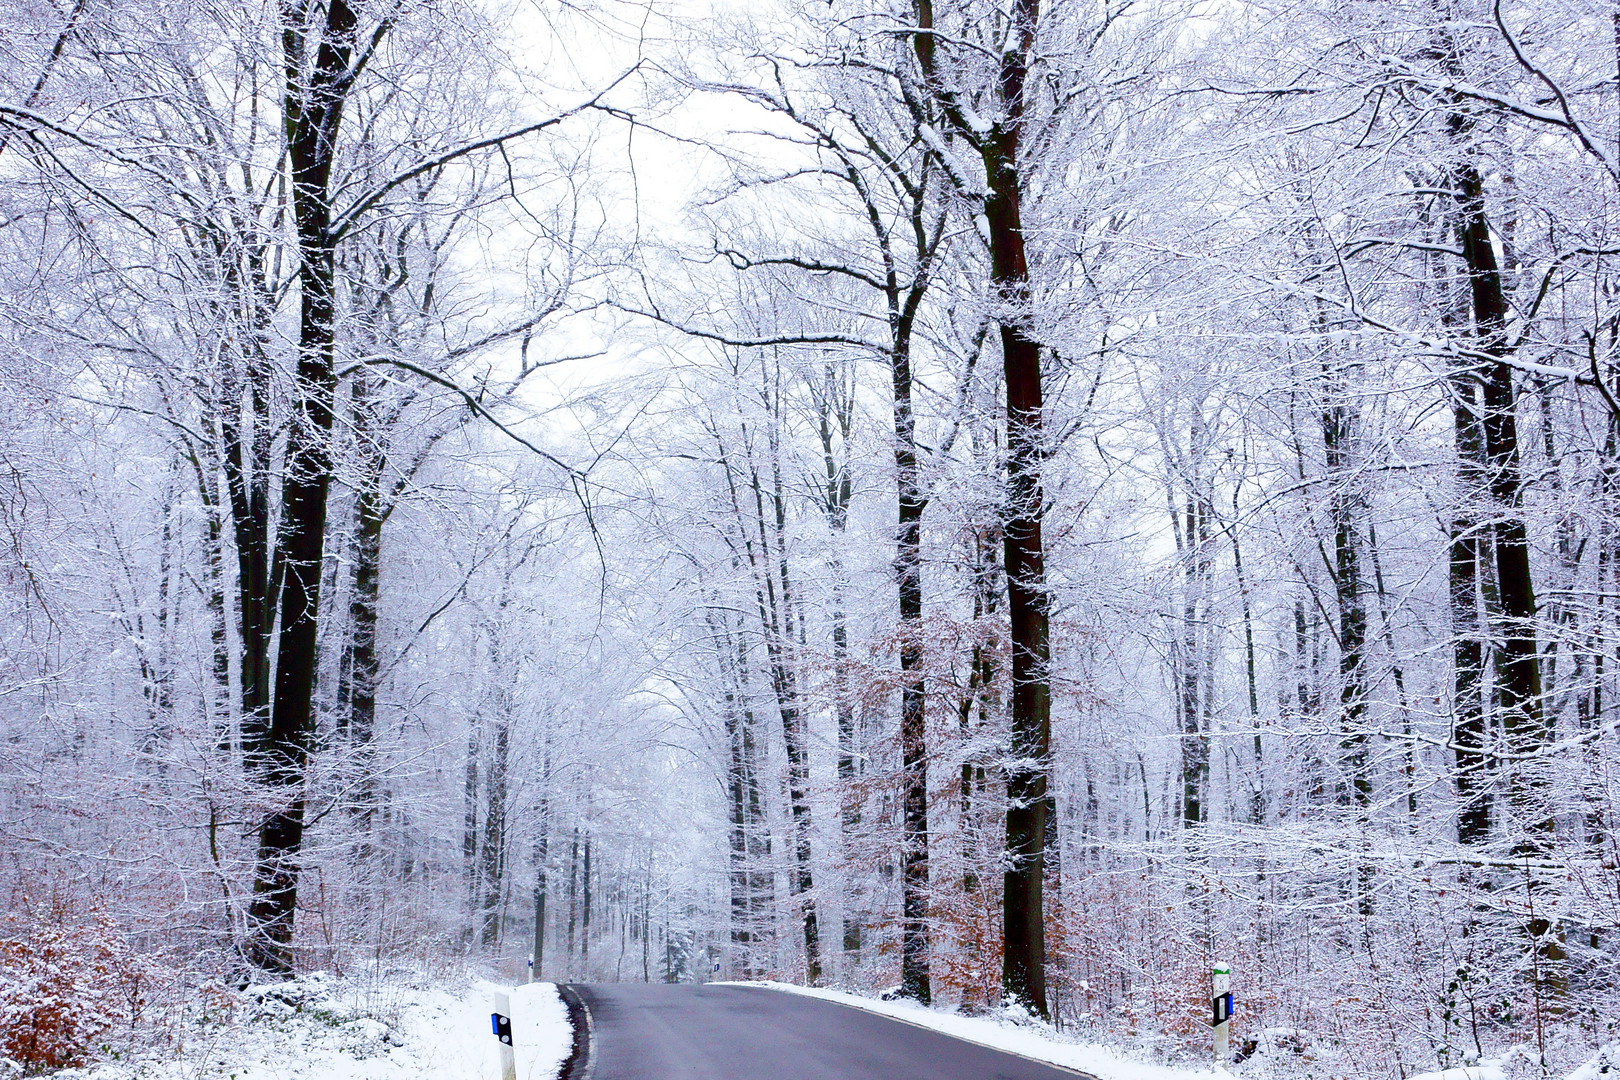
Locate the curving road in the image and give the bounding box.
[561,983,1094,1080]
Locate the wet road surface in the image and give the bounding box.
[564,983,1095,1080]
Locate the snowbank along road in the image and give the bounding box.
[561,983,1101,1080]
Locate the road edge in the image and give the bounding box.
[556,984,593,1080]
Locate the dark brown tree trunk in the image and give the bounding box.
[893,320,930,1004]
[1453,160,1545,783]
[992,199,1051,1017]
[914,0,1050,1016]
[245,0,364,973]
[221,342,274,771]
[1448,312,1492,848]
[1450,131,1564,987]
[1324,387,1369,799]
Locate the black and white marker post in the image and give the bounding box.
[491,990,517,1080]
[1211,962,1232,1065]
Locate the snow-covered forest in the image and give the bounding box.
[2,0,1618,1075]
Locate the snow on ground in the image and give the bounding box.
[1409,1045,1619,1080]
[1406,1067,1507,1080]
[509,981,573,1080]
[729,981,1225,1080]
[39,973,572,1080]
[1562,1044,1618,1080]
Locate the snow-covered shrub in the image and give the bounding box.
[1567,1044,1618,1080]
[0,901,152,1071]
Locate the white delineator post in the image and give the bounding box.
[491,990,517,1080]
[1212,962,1232,1066]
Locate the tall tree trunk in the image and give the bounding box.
[959,525,999,900]
[463,715,481,938]
[479,585,512,948]
[533,799,549,978]
[913,0,1050,1017]
[812,365,863,966]
[1323,361,1369,805]
[719,611,751,968]
[1293,597,1326,802]
[581,831,592,970]
[738,641,775,970]
[725,682,752,970]
[184,438,233,757]
[567,826,579,969]
[1225,485,1265,826]
[1320,344,1373,913]
[1174,486,1212,828]
[1367,523,1417,819]
[245,0,366,974]
[987,132,1052,1018]
[716,605,772,977]
[767,467,820,986]
[1448,113,1563,986]
[1447,322,1492,846]
[729,385,820,986]
[221,339,274,772]
[343,372,385,906]
[144,466,178,767]
[1453,158,1545,805]
[479,700,509,947]
[892,310,930,1003]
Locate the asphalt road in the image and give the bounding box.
[564,983,1094,1080]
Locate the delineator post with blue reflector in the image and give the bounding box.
[1212,962,1232,1065]
[491,990,517,1080]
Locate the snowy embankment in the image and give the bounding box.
[1405,1046,1619,1080]
[41,973,571,1080]
[731,981,1226,1080]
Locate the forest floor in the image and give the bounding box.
[35,973,570,1080]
